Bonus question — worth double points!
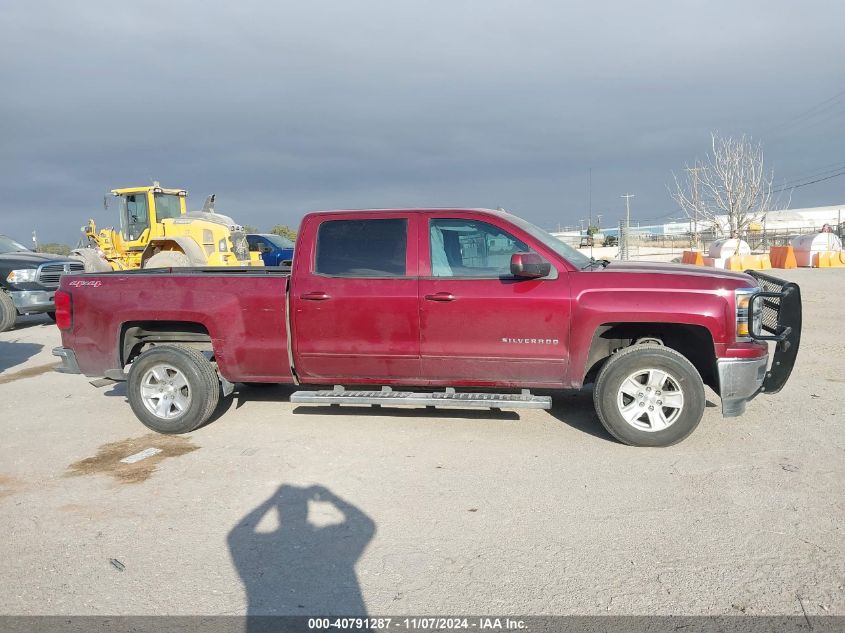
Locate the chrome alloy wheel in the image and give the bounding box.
[139,364,192,420]
[616,368,684,432]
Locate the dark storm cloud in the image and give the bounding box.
[1,0,843,243]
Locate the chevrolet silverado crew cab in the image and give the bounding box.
[52,208,801,447]
[0,235,84,332]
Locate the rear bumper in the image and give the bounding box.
[717,355,768,417]
[9,289,55,313]
[52,347,81,374]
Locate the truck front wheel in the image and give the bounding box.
[593,344,705,447]
[0,291,17,332]
[127,345,220,434]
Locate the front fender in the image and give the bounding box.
[567,287,731,387]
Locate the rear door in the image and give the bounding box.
[290,213,420,382]
[418,213,571,387]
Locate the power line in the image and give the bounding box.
[791,103,845,134]
[771,88,845,136]
[771,167,845,193]
[777,159,845,186]
[786,90,845,123]
[775,163,845,189]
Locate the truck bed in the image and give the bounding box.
[59,267,293,382]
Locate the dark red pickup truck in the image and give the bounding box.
[53,208,801,446]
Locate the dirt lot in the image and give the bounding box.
[0,268,843,617]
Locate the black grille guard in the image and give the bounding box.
[745,270,802,394]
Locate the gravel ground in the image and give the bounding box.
[0,267,842,617]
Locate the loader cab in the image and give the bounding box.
[112,186,187,244]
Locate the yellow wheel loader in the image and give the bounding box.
[71,183,262,271]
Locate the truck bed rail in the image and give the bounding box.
[77,266,291,277]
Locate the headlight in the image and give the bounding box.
[751,300,763,337]
[735,287,761,340]
[6,269,38,283]
[218,238,228,252]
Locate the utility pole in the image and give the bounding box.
[621,194,634,226]
[620,194,634,261]
[32,230,38,251]
[587,169,593,257]
[685,166,703,250]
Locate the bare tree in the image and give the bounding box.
[672,133,779,238]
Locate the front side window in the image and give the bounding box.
[429,218,529,278]
[316,218,407,277]
[154,193,182,220]
[120,193,150,241]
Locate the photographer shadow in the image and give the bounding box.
[228,484,375,629]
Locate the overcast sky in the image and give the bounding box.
[1,0,843,244]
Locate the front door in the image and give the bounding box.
[291,214,420,382]
[419,215,570,387]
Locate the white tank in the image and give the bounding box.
[790,232,842,252]
[708,238,751,259]
[790,232,842,266]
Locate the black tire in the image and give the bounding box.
[593,343,705,447]
[70,248,111,273]
[0,291,17,333]
[46,311,56,321]
[144,251,192,269]
[127,345,220,434]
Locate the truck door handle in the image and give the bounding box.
[301,291,330,301]
[425,292,455,302]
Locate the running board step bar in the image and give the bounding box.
[290,386,552,410]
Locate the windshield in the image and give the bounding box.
[154,193,182,220]
[0,236,30,254]
[265,234,295,249]
[501,211,592,269]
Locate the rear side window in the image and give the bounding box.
[316,218,407,277]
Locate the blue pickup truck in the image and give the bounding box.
[246,234,295,267]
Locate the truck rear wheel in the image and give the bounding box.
[593,343,705,447]
[127,345,220,434]
[144,251,193,269]
[0,291,17,332]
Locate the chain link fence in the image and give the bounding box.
[555,220,844,262]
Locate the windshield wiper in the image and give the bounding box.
[581,257,611,270]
